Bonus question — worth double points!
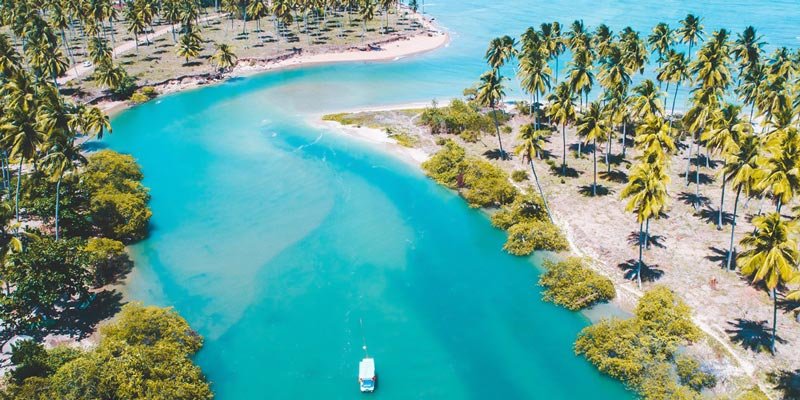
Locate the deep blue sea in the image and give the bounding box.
[105,1,800,398]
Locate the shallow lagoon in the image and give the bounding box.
[108,1,800,398]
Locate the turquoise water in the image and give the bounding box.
[106,1,800,398]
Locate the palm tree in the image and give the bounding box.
[0,34,22,76]
[359,0,377,40]
[568,49,594,110]
[723,133,764,271]
[211,43,238,73]
[542,21,565,83]
[620,27,648,75]
[760,127,800,214]
[621,159,670,288]
[677,14,704,62]
[598,44,631,93]
[41,137,86,241]
[515,124,552,222]
[485,35,517,71]
[0,108,44,223]
[576,101,610,196]
[518,38,551,129]
[547,81,577,175]
[738,213,799,353]
[176,31,203,64]
[635,114,676,164]
[732,26,764,85]
[664,51,691,119]
[648,22,673,87]
[475,69,507,159]
[630,79,664,119]
[703,104,750,229]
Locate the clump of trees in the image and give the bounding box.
[575,287,713,399]
[420,99,496,137]
[538,257,615,310]
[1,304,212,400]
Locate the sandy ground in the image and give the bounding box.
[318,105,800,399]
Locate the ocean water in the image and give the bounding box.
[106,1,800,398]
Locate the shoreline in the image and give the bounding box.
[314,104,773,397]
[97,15,450,116]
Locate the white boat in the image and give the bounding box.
[358,357,376,393]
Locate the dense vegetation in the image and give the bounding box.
[0,4,207,395]
[538,257,615,310]
[0,304,212,400]
[575,286,711,399]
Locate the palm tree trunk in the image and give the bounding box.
[771,287,778,353]
[592,139,597,196]
[61,29,76,66]
[718,171,727,230]
[622,120,627,157]
[694,139,701,209]
[606,130,611,173]
[491,107,505,159]
[55,175,62,241]
[645,218,651,250]
[561,123,567,175]
[671,81,680,117]
[530,159,552,222]
[15,158,22,223]
[685,135,694,185]
[637,220,644,289]
[726,186,742,271]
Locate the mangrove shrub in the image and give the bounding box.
[539,258,615,310]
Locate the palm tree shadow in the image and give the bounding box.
[625,231,667,249]
[725,318,786,353]
[706,246,736,269]
[677,191,710,207]
[695,154,722,169]
[777,297,800,314]
[549,164,581,178]
[579,185,612,197]
[698,207,734,226]
[483,149,509,160]
[600,169,628,183]
[618,259,664,282]
[679,172,715,185]
[768,369,800,399]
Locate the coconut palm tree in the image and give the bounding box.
[592,24,614,57]
[211,43,238,73]
[0,107,44,223]
[635,114,676,164]
[577,101,610,196]
[598,44,631,94]
[547,81,577,175]
[568,49,594,110]
[738,212,799,353]
[542,21,565,83]
[664,51,691,119]
[620,27,648,75]
[41,137,86,241]
[0,34,22,76]
[176,30,203,64]
[677,14,704,62]
[736,62,766,123]
[630,79,664,119]
[518,37,551,129]
[476,69,507,159]
[723,133,764,271]
[621,159,670,288]
[515,124,552,222]
[703,103,750,229]
[732,26,764,84]
[648,22,673,87]
[486,35,517,71]
[760,127,800,214]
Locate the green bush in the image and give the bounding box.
[511,170,529,182]
[420,99,494,135]
[90,191,152,243]
[82,237,132,287]
[1,304,212,400]
[539,258,615,310]
[421,140,466,188]
[129,91,150,104]
[422,141,516,208]
[491,192,548,229]
[459,130,481,143]
[461,158,516,208]
[502,220,567,255]
[575,286,704,399]
[675,356,716,391]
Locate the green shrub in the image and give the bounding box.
[140,86,158,98]
[90,191,152,243]
[129,91,149,104]
[461,158,516,208]
[491,192,548,229]
[575,286,704,399]
[736,387,769,400]
[502,220,568,255]
[501,125,513,134]
[511,170,528,182]
[459,130,481,143]
[420,99,494,135]
[386,128,417,148]
[82,237,132,287]
[539,258,615,310]
[434,137,448,146]
[675,356,716,391]
[421,140,466,188]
